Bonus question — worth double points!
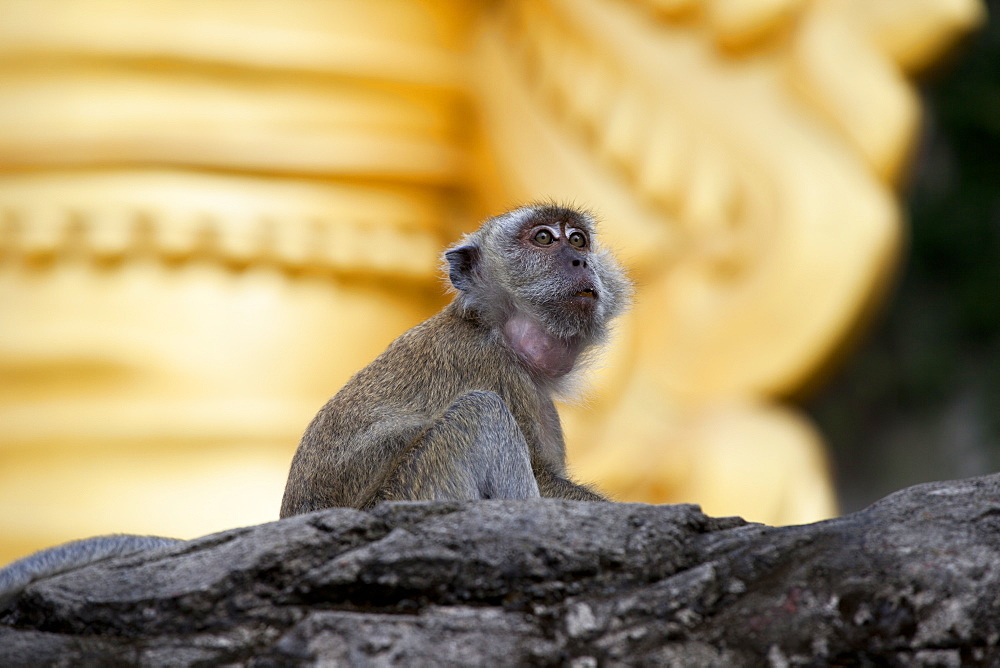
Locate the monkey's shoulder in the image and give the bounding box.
[370,307,497,370]
[335,307,537,412]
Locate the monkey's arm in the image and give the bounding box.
[535,469,609,502]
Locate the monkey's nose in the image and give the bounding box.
[560,246,589,271]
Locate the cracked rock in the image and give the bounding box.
[2,474,999,665]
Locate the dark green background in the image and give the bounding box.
[807,1,1000,513]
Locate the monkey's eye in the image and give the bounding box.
[568,231,587,248]
[533,229,555,245]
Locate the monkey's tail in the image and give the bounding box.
[0,534,182,611]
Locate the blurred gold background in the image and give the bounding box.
[0,0,983,563]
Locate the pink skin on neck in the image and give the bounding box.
[503,313,580,377]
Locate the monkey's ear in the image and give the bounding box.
[445,244,480,291]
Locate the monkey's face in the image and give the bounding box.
[447,205,631,343]
[513,217,601,326]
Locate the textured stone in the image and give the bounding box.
[2,474,999,666]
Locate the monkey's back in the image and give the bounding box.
[279,304,542,516]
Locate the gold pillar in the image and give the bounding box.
[0,0,475,562]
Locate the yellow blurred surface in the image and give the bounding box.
[0,0,983,563]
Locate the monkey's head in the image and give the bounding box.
[446,205,632,370]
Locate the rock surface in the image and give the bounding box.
[2,474,999,666]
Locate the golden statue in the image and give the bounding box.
[0,0,983,563]
[468,0,984,523]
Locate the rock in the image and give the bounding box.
[2,474,999,666]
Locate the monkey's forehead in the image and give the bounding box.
[503,204,595,233]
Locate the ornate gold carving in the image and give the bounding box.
[470,0,982,521]
[0,171,443,278]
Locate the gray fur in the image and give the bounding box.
[281,204,632,517]
[0,534,182,610]
[369,391,541,504]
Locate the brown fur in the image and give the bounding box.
[280,204,631,517]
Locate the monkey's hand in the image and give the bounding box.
[536,470,608,502]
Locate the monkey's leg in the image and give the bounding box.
[373,390,541,505]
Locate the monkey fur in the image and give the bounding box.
[0,534,181,611]
[280,204,632,517]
